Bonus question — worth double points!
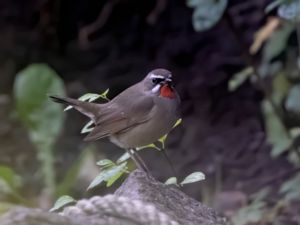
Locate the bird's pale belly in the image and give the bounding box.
[110,114,177,149]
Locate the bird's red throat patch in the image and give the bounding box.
[160,84,176,99]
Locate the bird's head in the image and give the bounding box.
[143,69,176,99]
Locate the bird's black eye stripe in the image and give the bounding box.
[152,78,165,84]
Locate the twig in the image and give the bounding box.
[161,149,178,179]
[78,0,119,48]
[146,0,168,25]
[296,23,300,57]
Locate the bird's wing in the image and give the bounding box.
[84,92,155,141]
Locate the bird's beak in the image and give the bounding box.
[162,78,172,84]
[164,78,172,86]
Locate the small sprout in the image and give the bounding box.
[165,177,178,185]
[87,162,127,190]
[180,171,205,186]
[265,0,284,13]
[136,143,161,151]
[50,195,76,212]
[159,119,182,149]
[290,127,300,138]
[99,88,110,101]
[81,120,94,133]
[106,171,124,187]
[173,118,182,128]
[65,89,110,111]
[228,67,254,92]
[96,159,114,167]
[117,152,130,163]
[158,134,168,149]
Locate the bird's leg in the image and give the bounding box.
[125,148,148,173]
[132,148,150,174]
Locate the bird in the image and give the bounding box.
[49,68,180,172]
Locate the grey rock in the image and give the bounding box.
[0,170,227,225]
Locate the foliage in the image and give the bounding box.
[262,23,294,63]
[280,173,300,201]
[231,188,270,225]
[278,0,300,22]
[165,172,206,186]
[227,11,300,162]
[262,100,293,157]
[232,201,266,225]
[49,195,76,212]
[13,63,65,196]
[187,0,228,31]
[228,67,254,91]
[285,85,300,114]
[88,161,128,189]
[222,0,300,223]
[0,166,24,203]
[0,166,28,215]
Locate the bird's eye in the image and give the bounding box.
[152,78,164,84]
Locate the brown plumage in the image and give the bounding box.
[50,68,180,150]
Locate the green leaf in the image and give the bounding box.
[49,195,76,212]
[290,127,300,138]
[14,63,65,194]
[0,166,20,189]
[278,0,300,22]
[180,172,205,185]
[280,173,300,200]
[287,151,300,165]
[228,67,254,92]
[187,0,228,31]
[272,72,291,105]
[0,179,13,196]
[232,201,266,225]
[262,23,293,62]
[173,118,182,128]
[0,168,27,204]
[165,177,178,185]
[265,0,286,13]
[87,162,127,190]
[117,152,130,164]
[106,171,124,187]
[65,89,109,111]
[285,85,300,114]
[251,187,270,203]
[78,93,100,102]
[97,159,114,167]
[99,88,110,101]
[64,93,101,111]
[14,64,65,144]
[261,100,292,157]
[81,120,94,134]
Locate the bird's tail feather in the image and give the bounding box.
[49,95,98,121]
[49,95,79,106]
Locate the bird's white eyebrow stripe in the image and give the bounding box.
[149,74,165,79]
